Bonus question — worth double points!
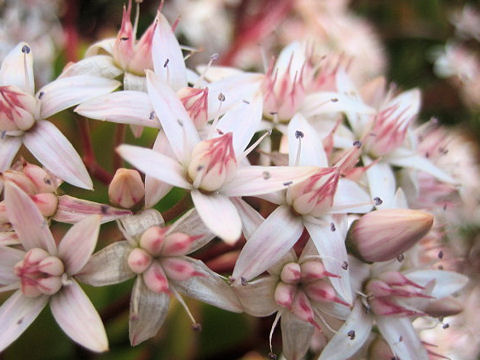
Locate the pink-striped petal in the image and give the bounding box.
[173,257,243,312]
[146,70,199,163]
[305,216,352,304]
[222,165,318,197]
[376,316,428,360]
[24,121,92,189]
[233,276,277,316]
[0,42,34,94]
[288,113,328,167]
[129,276,170,346]
[51,280,108,352]
[0,246,24,285]
[281,310,314,360]
[117,144,191,189]
[4,181,56,254]
[54,195,131,224]
[318,300,373,360]
[331,178,372,214]
[0,290,48,352]
[39,75,120,119]
[191,190,241,244]
[75,91,159,127]
[58,215,100,275]
[0,136,22,171]
[232,205,303,282]
[77,241,134,286]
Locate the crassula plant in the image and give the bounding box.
[0,1,473,359]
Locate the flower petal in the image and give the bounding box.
[85,38,115,57]
[405,270,469,299]
[288,113,328,167]
[376,316,428,360]
[318,300,373,360]
[76,241,135,286]
[51,280,108,352]
[39,75,120,119]
[231,197,265,239]
[146,70,199,163]
[305,216,352,304]
[173,257,243,312]
[0,246,24,285]
[232,205,303,282]
[331,178,372,214]
[0,136,22,171]
[58,215,101,275]
[152,13,187,91]
[117,144,191,189]
[59,55,122,79]
[0,42,34,94]
[129,276,170,346]
[0,231,20,247]
[363,157,396,209]
[4,181,56,254]
[281,310,314,360]
[24,121,92,189]
[222,165,318,197]
[75,91,158,127]
[0,290,48,352]
[54,195,131,224]
[191,190,242,244]
[232,276,277,316]
[117,209,165,243]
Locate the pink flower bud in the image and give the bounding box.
[31,193,58,217]
[0,86,36,131]
[300,260,338,281]
[346,209,434,262]
[112,0,134,70]
[290,291,318,327]
[178,87,209,129]
[161,232,200,256]
[187,133,237,192]
[37,276,63,295]
[305,280,349,306]
[108,168,145,209]
[143,261,169,293]
[127,248,152,274]
[3,171,37,195]
[23,163,57,193]
[365,279,393,297]
[38,256,64,276]
[128,23,155,75]
[161,258,203,281]
[286,168,339,217]
[139,226,168,256]
[280,262,302,284]
[274,282,296,308]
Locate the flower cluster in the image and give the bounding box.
[0,1,473,359]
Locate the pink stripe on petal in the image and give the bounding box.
[24,121,92,190]
[58,215,101,275]
[0,290,48,352]
[51,281,108,352]
[4,182,57,254]
[0,136,22,171]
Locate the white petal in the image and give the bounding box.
[222,165,318,197]
[85,38,115,57]
[216,94,263,156]
[0,246,24,285]
[0,231,20,247]
[123,72,147,91]
[152,13,187,91]
[318,300,373,360]
[59,55,122,79]
[405,270,469,299]
[191,190,241,244]
[363,157,396,209]
[39,75,120,119]
[0,290,48,352]
[58,215,100,275]
[331,178,372,214]
[300,92,374,119]
[232,206,303,282]
[231,197,265,239]
[129,276,170,346]
[4,181,56,254]
[232,276,277,316]
[174,257,243,312]
[196,65,243,82]
[0,42,34,94]
[24,121,92,189]
[288,113,328,167]
[0,136,22,171]
[376,316,428,360]
[51,281,108,352]
[117,209,165,242]
[75,91,159,127]
[305,217,352,304]
[117,144,191,189]
[281,310,314,360]
[77,241,135,286]
[146,71,199,163]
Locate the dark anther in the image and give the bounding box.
[353,140,362,148]
[331,98,339,102]
[397,254,405,262]
[44,178,51,185]
[242,99,250,104]
[283,181,293,187]
[240,277,248,286]
[330,223,336,232]
[177,119,184,126]
[295,130,304,139]
[149,111,155,120]
[438,250,444,259]
[216,129,224,135]
[210,53,219,61]
[269,112,278,115]
[196,165,204,172]
[101,205,109,215]
[218,93,226,102]
[38,91,44,99]
[21,45,30,54]
[341,261,348,270]
[192,323,202,331]
[17,317,24,325]
[347,330,355,340]
[120,36,129,41]
[398,336,403,342]
[442,323,450,329]
[262,171,271,180]
[268,352,278,360]
[373,197,383,206]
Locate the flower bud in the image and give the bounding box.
[346,209,434,263]
[128,23,155,75]
[31,193,58,217]
[161,258,203,281]
[187,133,237,192]
[143,261,169,293]
[280,262,302,284]
[127,248,152,274]
[0,85,36,131]
[23,163,57,193]
[39,256,64,276]
[161,232,199,256]
[112,1,134,70]
[424,296,463,317]
[3,171,37,195]
[178,87,209,129]
[274,282,296,308]
[108,168,145,209]
[37,276,63,295]
[139,226,168,256]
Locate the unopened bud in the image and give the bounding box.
[127,248,152,274]
[143,261,169,293]
[38,256,64,276]
[280,262,301,284]
[161,257,202,281]
[3,171,37,195]
[161,232,198,256]
[31,193,58,217]
[346,209,434,263]
[37,276,63,295]
[425,296,463,317]
[0,86,36,131]
[23,164,57,193]
[108,168,145,209]
[274,282,296,308]
[139,226,168,256]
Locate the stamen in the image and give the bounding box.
[207,94,224,138]
[269,312,282,355]
[313,308,338,334]
[133,0,141,38]
[22,45,31,92]
[194,53,219,88]
[171,287,199,328]
[241,129,272,160]
[294,130,303,166]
